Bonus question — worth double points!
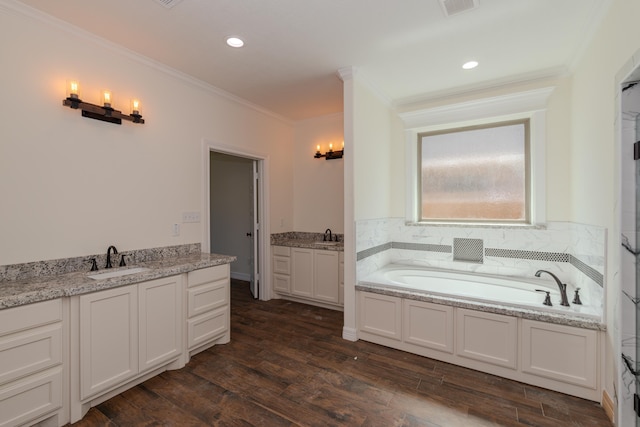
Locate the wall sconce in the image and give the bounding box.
[62,81,145,125]
[314,142,344,160]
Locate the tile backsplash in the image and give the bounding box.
[356,218,605,311]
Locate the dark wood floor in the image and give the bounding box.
[71,280,613,426]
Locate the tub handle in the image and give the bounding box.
[573,288,582,305]
[535,289,553,306]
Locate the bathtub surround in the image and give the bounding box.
[356,218,605,315]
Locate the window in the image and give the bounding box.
[418,119,530,223]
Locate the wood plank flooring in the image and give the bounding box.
[70,280,613,426]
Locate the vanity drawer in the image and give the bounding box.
[0,366,62,427]
[188,264,229,288]
[273,246,290,257]
[187,280,228,317]
[187,307,228,349]
[273,256,291,275]
[0,299,62,336]
[0,323,62,386]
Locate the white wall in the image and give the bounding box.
[353,78,395,221]
[293,113,344,233]
[0,2,294,265]
[568,0,640,421]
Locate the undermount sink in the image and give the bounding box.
[315,241,339,246]
[88,267,150,280]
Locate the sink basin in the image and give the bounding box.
[315,241,339,246]
[88,267,150,280]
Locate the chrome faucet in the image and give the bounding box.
[323,228,332,242]
[106,245,118,269]
[535,270,570,306]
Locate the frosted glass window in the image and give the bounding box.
[419,120,529,222]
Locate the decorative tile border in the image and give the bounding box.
[485,248,570,263]
[570,255,604,287]
[357,242,393,261]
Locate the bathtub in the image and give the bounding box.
[359,264,601,321]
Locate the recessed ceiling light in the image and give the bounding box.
[462,61,478,70]
[226,37,244,48]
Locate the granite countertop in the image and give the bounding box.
[356,282,605,331]
[271,232,344,251]
[0,252,236,310]
[271,238,344,251]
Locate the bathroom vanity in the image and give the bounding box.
[271,233,344,309]
[0,248,234,427]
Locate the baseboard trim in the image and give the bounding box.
[601,388,615,424]
[342,326,358,342]
[231,272,251,282]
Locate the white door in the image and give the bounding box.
[249,160,259,299]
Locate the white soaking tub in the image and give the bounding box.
[359,264,601,320]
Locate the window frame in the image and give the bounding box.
[417,118,531,224]
[400,88,552,227]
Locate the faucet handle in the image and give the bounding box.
[120,254,127,267]
[573,288,582,305]
[535,289,552,306]
[89,258,98,271]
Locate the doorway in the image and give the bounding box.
[210,152,257,296]
[202,141,268,301]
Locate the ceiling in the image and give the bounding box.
[17,0,607,121]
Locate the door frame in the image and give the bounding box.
[201,139,271,301]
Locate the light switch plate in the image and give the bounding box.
[182,211,200,223]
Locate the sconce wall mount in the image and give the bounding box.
[314,144,344,160]
[63,83,144,125]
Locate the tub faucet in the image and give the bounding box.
[323,228,332,242]
[535,270,570,306]
[106,245,118,269]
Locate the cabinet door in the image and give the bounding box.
[403,299,454,353]
[291,248,314,298]
[358,292,402,340]
[521,319,597,388]
[314,250,339,303]
[139,276,183,373]
[339,252,344,306]
[79,285,138,400]
[456,309,517,369]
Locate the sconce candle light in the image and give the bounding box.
[314,141,344,160]
[62,81,145,125]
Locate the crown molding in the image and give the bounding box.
[398,86,555,129]
[0,0,294,126]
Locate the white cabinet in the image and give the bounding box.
[139,277,183,373]
[272,246,291,294]
[339,252,344,306]
[403,299,454,354]
[358,292,402,341]
[186,265,230,357]
[314,250,339,304]
[0,299,64,427]
[272,245,342,308]
[521,319,597,389]
[356,290,601,401]
[456,308,517,369]
[79,284,138,400]
[79,276,182,401]
[291,248,314,298]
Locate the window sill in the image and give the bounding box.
[404,221,547,230]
